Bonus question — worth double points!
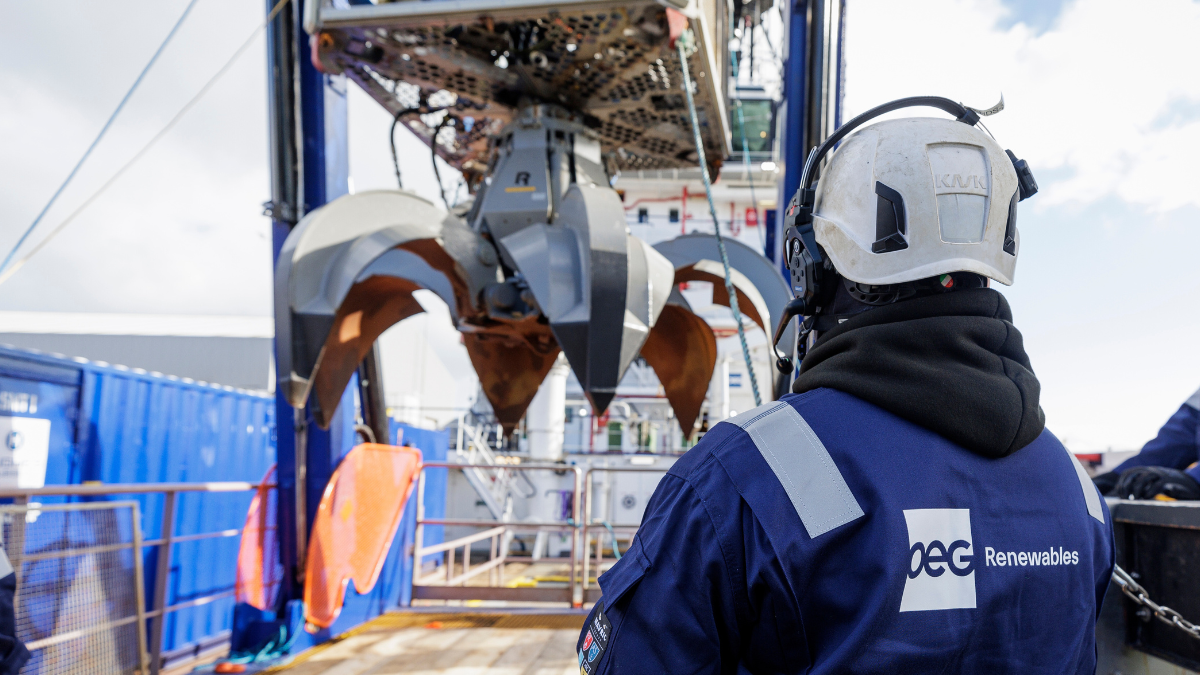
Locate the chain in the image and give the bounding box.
[1112,564,1200,640]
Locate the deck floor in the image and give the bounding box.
[415,558,615,588]
[265,612,586,675]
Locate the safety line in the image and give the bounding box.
[732,45,776,383]
[0,0,293,288]
[677,37,763,406]
[0,0,202,276]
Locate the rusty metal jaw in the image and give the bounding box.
[275,102,790,438]
[275,189,500,426]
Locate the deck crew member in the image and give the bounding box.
[0,549,27,674]
[576,97,1115,674]
[1092,387,1200,500]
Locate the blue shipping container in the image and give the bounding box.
[0,345,275,660]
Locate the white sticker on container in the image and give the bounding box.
[0,416,51,489]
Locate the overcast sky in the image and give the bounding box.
[2,0,1197,451]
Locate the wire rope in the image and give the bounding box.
[677,36,762,407]
[0,0,293,288]
[0,0,202,276]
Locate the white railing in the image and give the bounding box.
[412,462,585,605]
[415,525,508,587]
[409,462,675,607]
[454,415,528,519]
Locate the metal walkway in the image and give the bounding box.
[265,611,585,674]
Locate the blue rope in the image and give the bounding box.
[601,521,622,560]
[678,37,763,406]
[0,0,201,275]
[223,608,304,665]
[568,518,622,560]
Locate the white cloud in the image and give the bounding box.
[0,0,460,316]
[844,0,1200,212]
[0,0,273,315]
[845,0,1200,451]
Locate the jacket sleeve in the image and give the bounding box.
[1112,403,1200,477]
[577,473,741,675]
[0,552,28,675]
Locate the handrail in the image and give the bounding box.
[417,525,507,556]
[419,518,580,529]
[0,480,273,674]
[0,499,149,671]
[426,461,581,471]
[455,416,518,518]
[144,528,241,548]
[0,481,274,497]
[581,465,671,592]
[413,461,585,606]
[409,461,674,607]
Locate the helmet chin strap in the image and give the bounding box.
[770,96,1038,375]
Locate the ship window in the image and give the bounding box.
[730,99,774,153]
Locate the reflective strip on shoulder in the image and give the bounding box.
[1186,386,1200,411]
[726,401,864,539]
[1067,450,1105,524]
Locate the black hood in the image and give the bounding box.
[792,288,1044,458]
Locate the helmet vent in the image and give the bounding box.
[872,181,908,253]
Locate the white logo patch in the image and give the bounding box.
[899,508,977,612]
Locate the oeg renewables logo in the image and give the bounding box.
[900,509,976,612]
[899,508,1083,612]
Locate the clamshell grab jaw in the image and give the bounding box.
[275,190,500,424]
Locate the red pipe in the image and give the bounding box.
[681,186,688,234]
[622,196,686,210]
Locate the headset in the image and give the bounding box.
[769,96,1039,374]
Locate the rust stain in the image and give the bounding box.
[463,321,560,433]
[398,239,478,319]
[675,266,767,333]
[640,304,716,439]
[311,276,426,428]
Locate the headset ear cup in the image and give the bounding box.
[1006,149,1038,201]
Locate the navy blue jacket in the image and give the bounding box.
[1114,388,1200,481]
[578,388,1114,674]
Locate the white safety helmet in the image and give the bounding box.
[812,116,1021,286]
[771,97,1037,371]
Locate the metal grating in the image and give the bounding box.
[313,0,729,180]
[4,501,148,675]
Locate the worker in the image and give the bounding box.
[577,98,1114,674]
[0,549,27,674]
[1092,387,1200,500]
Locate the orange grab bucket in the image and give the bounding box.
[303,443,422,630]
[235,465,282,611]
